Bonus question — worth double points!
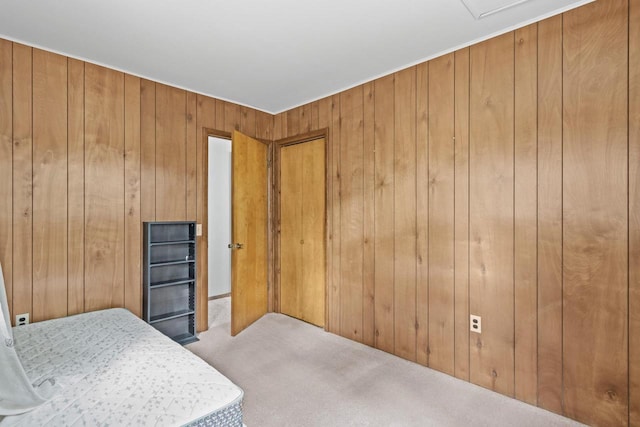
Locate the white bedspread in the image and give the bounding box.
[0,309,243,427]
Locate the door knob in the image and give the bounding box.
[228,243,244,250]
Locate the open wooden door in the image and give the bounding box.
[230,130,268,336]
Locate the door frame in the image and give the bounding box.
[273,129,329,328]
[197,128,274,332]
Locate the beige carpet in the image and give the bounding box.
[187,298,582,427]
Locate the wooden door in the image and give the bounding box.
[280,138,326,327]
[230,130,268,336]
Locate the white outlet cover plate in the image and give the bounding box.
[15,313,29,325]
[470,315,482,333]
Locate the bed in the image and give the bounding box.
[0,308,244,427]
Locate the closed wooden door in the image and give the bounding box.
[280,138,326,327]
[230,130,268,336]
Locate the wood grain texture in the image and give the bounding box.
[140,79,156,223]
[67,58,84,316]
[155,84,186,221]
[328,95,341,334]
[195,95,216,332]
[428,54,455,374]
[240,106,256,138]
[12,43,33,319]
[393,68,417,361]
[231,131,268,335]
[630,0,640,424]
[373,75,395,353]
[301,138,326,327]
[32,48,68,322]
[84,64,125,312]
[362,82,375,346]
[186,92,197,220]
[224,102,241,133]
[311,101,319,130]
[514,24,538,405]
[300,103,312,134]
[562,1,628,424]
[124,74,141,317]
[317,97,333,329]
[287,108,300,136]
[339,86,364,342]
[453,48,470,381]
[256,110,273,140]
[415,62,429,367]
[536,15,563,413]
[0,40,12,319]
[469,33,515,396]
[280,143,304,320]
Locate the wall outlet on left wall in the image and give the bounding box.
[15,313,29,326]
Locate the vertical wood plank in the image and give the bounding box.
[328,95,341,334]
[124,74,141,317]
[256,110,273,140]
[562,1,628,424]
[311,101,320,130]
[317,97,332,328]
[339,86,364,342]
[362,82,375,346]
[240,106,256,138]
[469,33,515,396]
[224,101,241,133]
[300,103,312,134]
[374,75,395,353]
[454,48,470,381]
[67,58,84,316]
[0,40,12,319]
[394,68,417,361]
[287,108,300,136]
[514,24,538,404]
[84,64,125,311]
[215,99,225,133]
[12,43,33,320]
[140,79,156,223]
[0,39,14,322]
[630,0,640,424]
[32,49,68,322]
[273,113,284,141]
[196,95,216,332]
[155,84,187,221]
[536,15,563,413]
[428,54,455,374]
[416,62,429,366]
[186,92,197,220]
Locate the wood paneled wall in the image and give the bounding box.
[0,39,271,330]
[275,1,638,425]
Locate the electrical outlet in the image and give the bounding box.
[15,313,29,326]
[470,314,481,333]
[196,223,203,236]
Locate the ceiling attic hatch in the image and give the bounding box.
[461,0,535,19]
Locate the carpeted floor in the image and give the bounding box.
[187,298,582,427]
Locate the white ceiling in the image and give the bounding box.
[0,0,592,113]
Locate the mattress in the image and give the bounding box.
[0,308,243,427]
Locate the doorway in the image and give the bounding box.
[207,136,232,299]
[277,135,327,327]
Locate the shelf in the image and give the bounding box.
[150,259,195,267]
[150,309,194,324]
[150,240,195,246]
[174,334,199,345]
[150,278,194,289]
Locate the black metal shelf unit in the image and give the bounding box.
[143,221,198,345]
